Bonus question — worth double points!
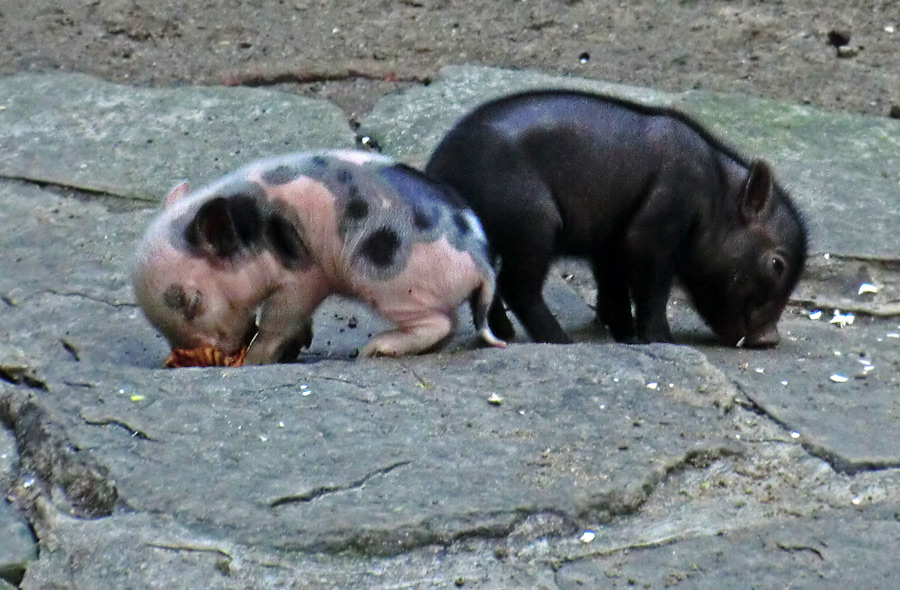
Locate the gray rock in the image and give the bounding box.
[0,73,356,202]
[25,341,739,554]
[1,494,37,588]
[556,507,900,589]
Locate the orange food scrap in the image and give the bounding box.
[164,346,247,368]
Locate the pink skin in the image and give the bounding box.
[134,156,505,364]
[353,236,497,358]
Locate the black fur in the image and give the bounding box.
[426,89,808,347]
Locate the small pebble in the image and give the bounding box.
[827,29,851,47]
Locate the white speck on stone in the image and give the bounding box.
[781,380,789,386]
[829,310,854,327]
[887,333,900,339]
[851,496,862,506]
[755,367,765,374]
[885,25,895,33]
[488,393,503,405]
[646,382,658,390]
[278,421,285,428]
[580,530,596,543]
[259,435,268,442]
[808,310,822,320]
[830,374,849,383]
[302,390,312,397]
[790,431,800,439]
[858,283,880,295]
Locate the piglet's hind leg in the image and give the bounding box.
[359,313,454,358]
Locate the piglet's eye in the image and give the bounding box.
[771,256,786,278]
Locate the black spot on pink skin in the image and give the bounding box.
[452,211,470,235]
[162,284,201,320]
[230,196,264,244]
[163,285,186,310]
[345,197,369,219]
[262,165,301,185]
[266,213,310,269]
[359,227,400,268]
[413,205,439,230]
[337,169,353,184]
[186,193,264,257]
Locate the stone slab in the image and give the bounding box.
[0,498,36,588]
[0,73,356,202]
[360,65,900,257]
[699,310,900,474]
[556,506,900,589]
[26,341,736,554]
[1,422,35,588]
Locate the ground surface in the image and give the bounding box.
[2,3,900,589]
[2,0,898,120]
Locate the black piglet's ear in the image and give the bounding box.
[740,160,774,222]
[186,196,263,258]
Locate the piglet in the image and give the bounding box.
[426,90,809,347]
[133,150,506,365]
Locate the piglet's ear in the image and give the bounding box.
[740,160,774,222]
[186,196,263,259]
[163,181,191,208]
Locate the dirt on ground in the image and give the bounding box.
[1,0,898,123]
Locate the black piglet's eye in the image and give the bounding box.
[771,256,786,278]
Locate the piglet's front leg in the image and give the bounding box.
[245,310,313,365]
[244,280,327,365]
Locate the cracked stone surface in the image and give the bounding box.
[2,67,900,588]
